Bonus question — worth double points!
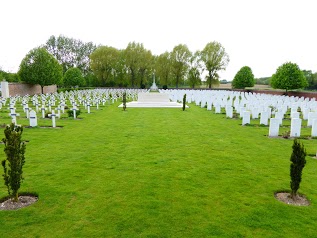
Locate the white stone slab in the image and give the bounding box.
[29,110,37,127]
[242,111,250,125]
[269,118,280,137]
[290,118,302,137]
[311,119,317,137]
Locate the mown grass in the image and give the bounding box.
[1,100,317,237]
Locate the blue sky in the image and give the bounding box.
[1,0,316,80]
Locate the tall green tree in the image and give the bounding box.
[18,47,63,94]
[138,49,153,88]
[200,41,229,88]
[270,62,308,93]
[124,42,151,88]
[63,67,85,87]
[90,46,120,86]
[125,42,141,88]
[155,52,171,87]
[45,35,96,75]
[170,44,192,88]
[113,50,129,87]
[188,51,202,88]
[232,66,255,89]
[302,70,317,90]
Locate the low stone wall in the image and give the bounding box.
[8,83,57,96]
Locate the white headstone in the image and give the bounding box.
[269,118,280,137]
[29,110,37,127]
[226,106,233,118]
[290,118,302,137]
[291,112,300,119]
[260,111,269,125]
[50,110,56,128]
[311,119,317,137]
[307,112,317,127]
[242,111,251,125]
[1,81,9,98]
[215,105,221,114]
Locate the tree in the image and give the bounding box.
[155,52,171,87]
[90,46,120,86]
[18,47,63,94]
[45,35,96,75]
[188,51,202,88]
[200,41,229,88]
[63,67,85,87]
[0,69,19,82]
[290,139,306,199]
[270,62,308,93]
[2,124,26,202]
[170,44,192,88]
[138,48,153,88]
[232,66,255,89]
[302,70,317,90]
[124,42,152,88]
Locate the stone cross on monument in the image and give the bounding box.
[150,73,158,91]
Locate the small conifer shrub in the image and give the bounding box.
[2,123,26,202]
[290,139,306,199]
[183,94,187,111]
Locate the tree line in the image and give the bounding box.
[1,34,317,91]
[2,35,230,90]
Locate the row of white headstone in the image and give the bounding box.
[160,89,317,138]
[1,88,148,128]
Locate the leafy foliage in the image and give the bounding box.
[0,69,19,82]
[255,77,270,85]
[2,123,26,202]
[63,67,85,87]
[290,139,306,199]
[200,41,229,88]
[45,35,97,75]
[155,52,171,86]
[270,62,307,92]
[90,46,120,87]
[232,66,255,89]
[303,70,317,90]
[170,44,192,88]
[125,42,153,88]
[18,47,63,93]
[67,109,81,118]
[187,51,202,88]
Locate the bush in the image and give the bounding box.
[182,94,187,111]
[67,109,81,118]
[290,139,306,199]
[2,123,26,202]
[232,66,255,89]
[271,62,307,93]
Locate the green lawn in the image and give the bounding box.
[1,99,317,237]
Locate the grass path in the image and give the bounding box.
[1,102,317,237]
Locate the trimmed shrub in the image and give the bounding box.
[2,123,26,202]
[183,94,187,111]
[290,139,306,199]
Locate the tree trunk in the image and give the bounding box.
[41,85,44,94]
[208,72,212,89]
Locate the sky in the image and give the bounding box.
[1,0,316,81]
